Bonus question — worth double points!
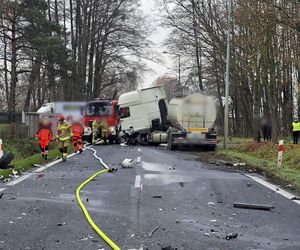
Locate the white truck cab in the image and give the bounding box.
[118,86,169,134]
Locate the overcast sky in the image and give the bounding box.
[139,0,174,87]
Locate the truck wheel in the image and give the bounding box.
[138,134,148,145]
[208,145,216,151]
[0,152,14,169]
[114,135,119,144]
[88,134,93,144]
[109,137,114,145]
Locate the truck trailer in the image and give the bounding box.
[118,86,218,150]
[167,94,217,150]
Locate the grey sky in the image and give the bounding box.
[139,0,174,87]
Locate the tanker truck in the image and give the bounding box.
[167,94,217,150]
[118,86,217,150]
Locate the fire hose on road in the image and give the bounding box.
[76,147,121,250]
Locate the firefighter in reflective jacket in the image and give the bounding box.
[57,115,73,161]
[36,118,53,160]
[92,119,109,144]
[72,118,84,153]
[292,120,300,144]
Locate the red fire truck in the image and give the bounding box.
[82,99,120,144]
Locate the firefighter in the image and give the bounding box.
[57,115,73,161]
[72,117,84,153]
[292,120,300,144]
[92,119,109,144]
[36,118,53,160]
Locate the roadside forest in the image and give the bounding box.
[161,0,300,140]
[0,0,149,112]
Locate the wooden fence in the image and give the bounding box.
[0,112,39,139]
[0,124,30,139]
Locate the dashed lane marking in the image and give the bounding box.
[134,175,141,189]
[0,188,6,192]
[245,174,300,205]
[136,156,141,164]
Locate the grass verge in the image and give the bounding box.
[218,141,300,192]
[0,139,72,179]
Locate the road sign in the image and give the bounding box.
[277,140,284,167]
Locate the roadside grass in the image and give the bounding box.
[217,136,253,146]
[218,141,300,191]
[0,139,73,179]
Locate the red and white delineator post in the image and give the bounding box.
[277,140,284,167]
[0,139,3,159]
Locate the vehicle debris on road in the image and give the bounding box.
[152,195,162,199]
[233,202,275,211]
[121,159,136,168]
[56,222,67,226]
[291,197,300,201]
[149,227,159,237]
[0,140,14,169]
[161,246,178,250]
[225,233,238,240]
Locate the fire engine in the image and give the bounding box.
[82,99,120,144]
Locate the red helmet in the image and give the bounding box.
[57,114,65,122]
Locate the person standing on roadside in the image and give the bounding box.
[292,120,300,144]
[36,118,53,160]
[57,115,73,161]
[71,117,84,153]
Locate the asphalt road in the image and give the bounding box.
[0,145,300,250]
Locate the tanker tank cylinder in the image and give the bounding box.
[168,94,217,131]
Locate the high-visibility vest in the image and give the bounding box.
[57,122,73,141]
[292,122,300,132]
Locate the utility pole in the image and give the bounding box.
[178,54,181,95]
[224,0,232,150]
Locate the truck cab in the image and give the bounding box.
[82,99,120,144]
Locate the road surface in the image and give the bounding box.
[0,145,300,250]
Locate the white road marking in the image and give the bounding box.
[136,156,141,164]
[135,175,141,189]
[7,173,34,186]
[246,174,300,205]
[138,148,141,152]
[34,158,62,173]
[6,145,92,186]
[0,188,6,192]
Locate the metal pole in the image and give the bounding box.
[224,0,232,150]
[178,54,181,92]
[193,57,197,86]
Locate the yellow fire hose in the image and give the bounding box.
[76,168,121,250]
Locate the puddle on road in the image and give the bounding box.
[142,161,197,186]
[141,161,175,172]
[143,174,197,186]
